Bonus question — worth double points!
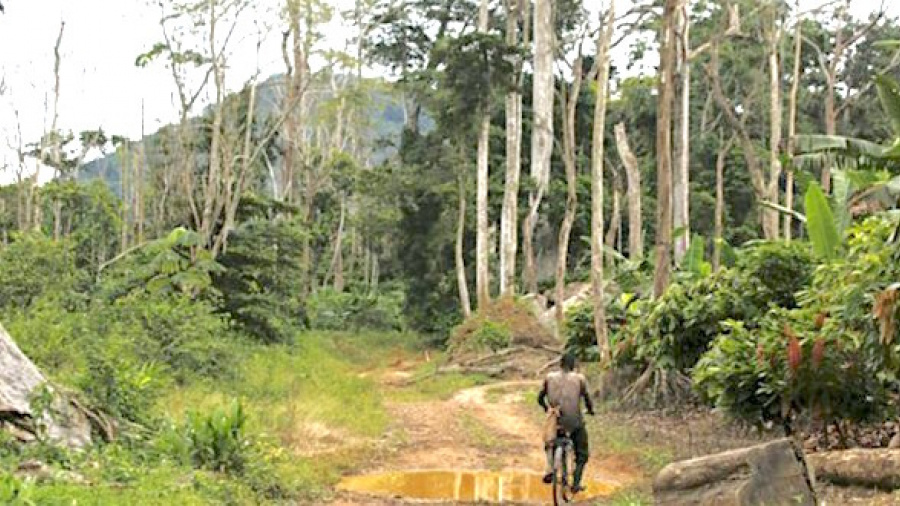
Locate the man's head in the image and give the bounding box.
[561,351,576,372]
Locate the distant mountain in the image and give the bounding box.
[79,74,433,197]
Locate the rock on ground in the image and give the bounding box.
[653,438,816,505]
[0,321,92,449]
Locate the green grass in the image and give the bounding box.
[1,331,439,505]
[457,413,509,454]
[385,356,490,402]
[601,489,653,505]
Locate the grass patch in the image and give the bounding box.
[4,331,439,505]
[587,418,674,476]
[385,356,490,402]
[603,488,654,505]
[457,413,508,454]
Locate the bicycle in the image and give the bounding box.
[545,408,576,505]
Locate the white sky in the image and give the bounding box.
[0,0,896,184]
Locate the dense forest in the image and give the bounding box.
[1,0,900,503]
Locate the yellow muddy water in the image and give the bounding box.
[337,469,618,503]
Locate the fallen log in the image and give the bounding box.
[462,346,530,367]
[654,438,816,505]
[398,364,509,386]
[807,449,900,490]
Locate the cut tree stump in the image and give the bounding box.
[653,438,816,505]
[807,449,900,490]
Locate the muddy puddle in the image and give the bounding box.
[337,469,618,503]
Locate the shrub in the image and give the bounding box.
[0,233,77,311]
[214,219,307,344]
[307,286,405,331]
[694,215,900,429]
[612,240,815,374]
[184,401,251,474]
[79,353,165,425]
[0,473,34,506]
[563,293,638,360]
[735,241,814,309]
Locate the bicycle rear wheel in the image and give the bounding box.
[552,445,567,505]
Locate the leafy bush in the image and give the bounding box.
[307,286,405,331]
[214,219,307,344]
[563,293,639,360]
[79,353,165,425]
[0,473,34,506]
[735,241,814,309]
[183,401,251,474]
[694,215,900,429]
[619,268,769,372]
[611,240,815,373]
[0,233,77,311]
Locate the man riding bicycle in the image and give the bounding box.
[537,352,594,493]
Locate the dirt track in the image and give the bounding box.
[332,375,639,505]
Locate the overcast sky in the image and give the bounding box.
[0,0,896,184]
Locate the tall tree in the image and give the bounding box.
[613,123,642,260]
[475,0,491,307]
[592,1,615,360]
[672,2,740,263]
[766,1,783,242]
[555,48,586,328]
[803,2,884,193]
[523,0,554,294]
[785,16,802,241]
[499,0,527,296]
[713,134,734,271]
[672,2,690,264]
[653,0,678,297]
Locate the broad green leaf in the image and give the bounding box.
[684,234,709,276]
[831,169,852,236]
[875,74,900,139]
[805,182,841,259]
[874,40,900,50]
[794,134,888,158]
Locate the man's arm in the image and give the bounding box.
[537,378,548,411]
[580,376,595,415]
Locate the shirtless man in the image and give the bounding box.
[537,352,594,493]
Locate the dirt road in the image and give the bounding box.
[332,373,639,504]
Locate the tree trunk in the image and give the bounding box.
[614,123,642,260]
[606,173,621,249]
[673,3,690,265]
[766,20,783,241]
[653,438,816,505]
[807,449,900,490]
[49,21,65,238]
[713,136,733,271]
[524,0,554,294]
[785,21,802,241]
[554,56,584,329]
[705,49,778,240]
[591,2,615,360]
[457,171,473,319]
[200,2,224,250]
[475,0,491,307]
[333,195,346,292]
[653,0,678,298]
[500,0,523,297]
[823,78,836,194]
